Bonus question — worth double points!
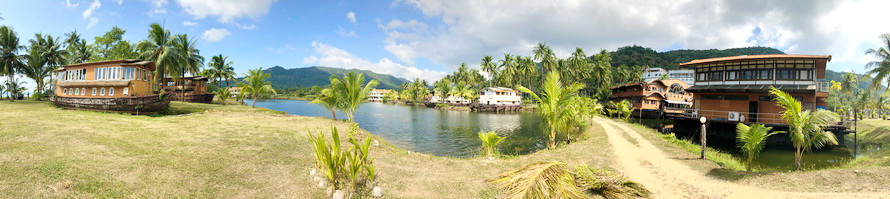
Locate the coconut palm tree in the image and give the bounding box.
[736,123,779,172]
[769,87,840,170]
[533,42,556,72]
[433,78,452,99]
[205,54,236,88]
[480,55,498,87]
[21,47,51,100]
[238,67,276,107]
[35,34,67,93]
[517,56,537,92]
[516,71,585,149]
[215,88,231,105]
[330,72,378,122]
[449,81,476,103]
[64,30,91,64]
[172,34,204,97]
[478,131,505,157]
[865,34,890,93]
[6,79,26,100]
[136,23,181,92]
[498,53,517,87]
[310,88,340,119]
[0,26,23,102]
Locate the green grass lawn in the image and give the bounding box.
[0,100,616,198]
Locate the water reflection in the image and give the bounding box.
[249,99,545,157]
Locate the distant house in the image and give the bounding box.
[642,68,667,82]
[162,76,215,103]
[643,67,696,85]
[228,87,242,98]
[50,59,169,114]
[368,89,392,102]
[609,79,693,118]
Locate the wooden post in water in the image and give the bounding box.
[700,117,707,160]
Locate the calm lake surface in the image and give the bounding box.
[250,99,546,157]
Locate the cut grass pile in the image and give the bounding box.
[0,100,616,198]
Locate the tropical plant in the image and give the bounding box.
[32,33,67,94]
[735,123,779,172]
[864,34,890,93]
[330,72,378,122]
[492,162,649,199]
[238,68,277,107]
[769,87,840,170]
[533,42,557,72]
[215,88,231,105]
[6,80,26,100]
[64,30,91,64]
[480,55,498,86]
[517,71,585,149]
[311,88,340,119]
[21,46,50,100]
[449,81,476,103]
[309,125,376,196]
[0,26,23,102]
[205,54,237,87]
[172,34,204,98]
[136,23,181,92]
[478,131,506,157]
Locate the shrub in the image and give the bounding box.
[478,131,506,157]
[309,125,376,196]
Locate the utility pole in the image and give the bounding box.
[700,117,707,160]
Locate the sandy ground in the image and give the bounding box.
[594,117,890,199]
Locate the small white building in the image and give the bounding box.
[429,95,470,105]
[368,89,392,102]
[668,69,695,85]
[642,68,667,82]
[478,87,521,106]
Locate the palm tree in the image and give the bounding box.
[533,42,556,72]
[330,72,378,122]
[736,123,779,172]
[310,88,340,119]
[238,67,276,107]
[215,88,231,105]
[517,56,537,92]
[516,72,585,149]
[433,78,452,99]
[478,131,505,157]
[21,46,51,100]
[136,23,181,92]
[172,34,204,98]
[205,54,236,87]
[480,55,498,87]
[492,162,584,198]
[865,34,890,93]
[36,34,67,94]
[0,26,23,102]
[64,30,91,64]
[449,81,476,103]
[498,53,517,87]
[769,87,840,170]
[6,79,26,99]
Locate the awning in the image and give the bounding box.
[663,100,692,105]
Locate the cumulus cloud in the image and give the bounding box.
[338,26,358,38]
[182,21,198,26]
[175,0,277,23]
[87,17,99,29]
[82,0,100,19]
[346,12,357,24]
[112,0,123,5]
[385,0,889,72]
[303,42,447,82]
[201,28,231,42]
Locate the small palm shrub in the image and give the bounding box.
[478,131,506,157]
[215,88,231,105]
[735,123,779,172]
[492,161,650,199]
[308,125,376,196]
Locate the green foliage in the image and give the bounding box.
[864,34,890,92]
[491,162,649,199]
[330,72,378,122]
[253,66,407,90]
[308,125,376,195]
[90,26,138,61]
[769,87,841,170]
[214,88,231,105]
[611,45,785,70]
[657,133,746,171]
[310,88,340,119]
[735,123,779,172]
[0,25,23,102]
[606,100,633,121]
[238,67,277,107]
[517,71,585,149]
[478,131,506,157]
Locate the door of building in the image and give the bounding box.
[748,101,758,123]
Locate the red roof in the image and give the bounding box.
[678,54,831,67]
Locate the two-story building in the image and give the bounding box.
[50,59,170,114]
[471,87,522,112]
[368,89,392,102]
[162,76,215,103]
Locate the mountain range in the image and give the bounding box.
[258,66,409,90]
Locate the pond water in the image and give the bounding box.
[249,99,546,157]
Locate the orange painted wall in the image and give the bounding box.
[55,62,155,98]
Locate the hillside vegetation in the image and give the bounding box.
[610,45,785,69]
[244,66,409,90]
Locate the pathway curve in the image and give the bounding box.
[593,117,887,199]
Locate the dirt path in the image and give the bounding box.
[593,118,887,199]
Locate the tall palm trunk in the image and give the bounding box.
[794,147,803,170]
[7,73,14,102]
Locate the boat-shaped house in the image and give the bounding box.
[162,76,215,103]
[50,59,170,114]
[471,87,522,112]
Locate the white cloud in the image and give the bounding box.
[201,28,231,42]
[65,0,80,8]
[113,0,123,5]
[175,0,277,23]
[182,21,198,26]
[303,42,447,82]
[82,0,100,19]
[385,0,890,72]
[146,0,168,7]
[87,17,99,28]
[346,12,357,24]
[338,26,358,38]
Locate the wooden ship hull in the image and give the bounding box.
[50,94,171,114]
[168,93,215,103]
[470,104,522,112]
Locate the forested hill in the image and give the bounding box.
[610,45,786,69]
[258,66,409,90]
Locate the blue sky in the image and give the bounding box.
[2,0,890,85]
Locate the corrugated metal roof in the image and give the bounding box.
[679,54,831,67]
